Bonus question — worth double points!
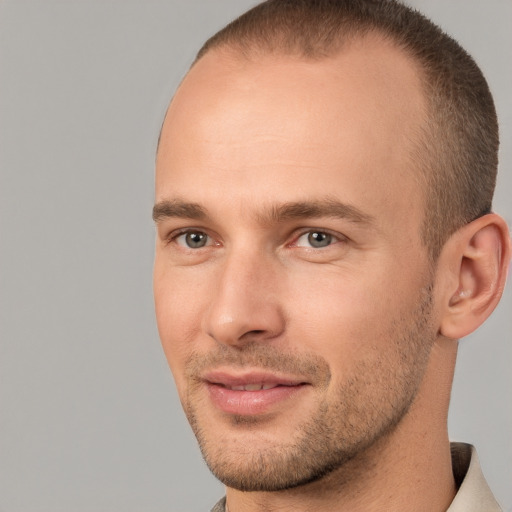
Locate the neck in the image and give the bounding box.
[225,338,458,512]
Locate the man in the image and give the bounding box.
[152,1,511,510]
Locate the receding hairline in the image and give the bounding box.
[191,25,423,82]
[165,29,429,154]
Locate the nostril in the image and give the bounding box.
[237,329,268,344]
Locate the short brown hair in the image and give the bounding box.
[194,0,498,260]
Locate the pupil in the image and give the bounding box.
[186,232,206,248]
[308,232,331,248]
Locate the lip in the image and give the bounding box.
[203,370,309,416]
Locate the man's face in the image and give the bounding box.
[154,37,438,491]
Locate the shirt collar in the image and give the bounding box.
[447,442,501,511]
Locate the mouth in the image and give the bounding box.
[221,382,286,391]
[202,370,310,416]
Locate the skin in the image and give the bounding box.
[153,34,510,512]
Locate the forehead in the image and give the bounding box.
[156,35,427,231]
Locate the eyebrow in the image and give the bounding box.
[153,200,207,222]
[262,199,375,225]
[152,197,375,226]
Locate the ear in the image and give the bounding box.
[439,213,511,339]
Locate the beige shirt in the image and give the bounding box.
[448,443,501,511]
[210,443,501,512]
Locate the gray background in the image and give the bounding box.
[0,1,510,511]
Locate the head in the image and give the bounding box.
[153,0,510,495]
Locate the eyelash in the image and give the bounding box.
[168,229,215,249]
[292,229,345,249]
[167,228,346,250]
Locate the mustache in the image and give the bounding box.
[185,343,332,386]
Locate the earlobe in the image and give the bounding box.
[440,213,511,340]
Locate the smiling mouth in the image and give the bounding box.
[202,372,310,415]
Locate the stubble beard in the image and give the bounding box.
[182,284,436,492]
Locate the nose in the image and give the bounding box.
[202,250,285,347]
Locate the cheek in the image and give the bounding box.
[283,263,420,364]
[153,262,208,385]
[286,268,379,328]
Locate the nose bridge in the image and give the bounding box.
[203,245,284,345]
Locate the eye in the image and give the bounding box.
[295,231,335,248]
[175,230,210,249]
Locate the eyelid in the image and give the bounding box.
[289,228,348,248]
[166,227,217,247]
[161,225,348,250]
